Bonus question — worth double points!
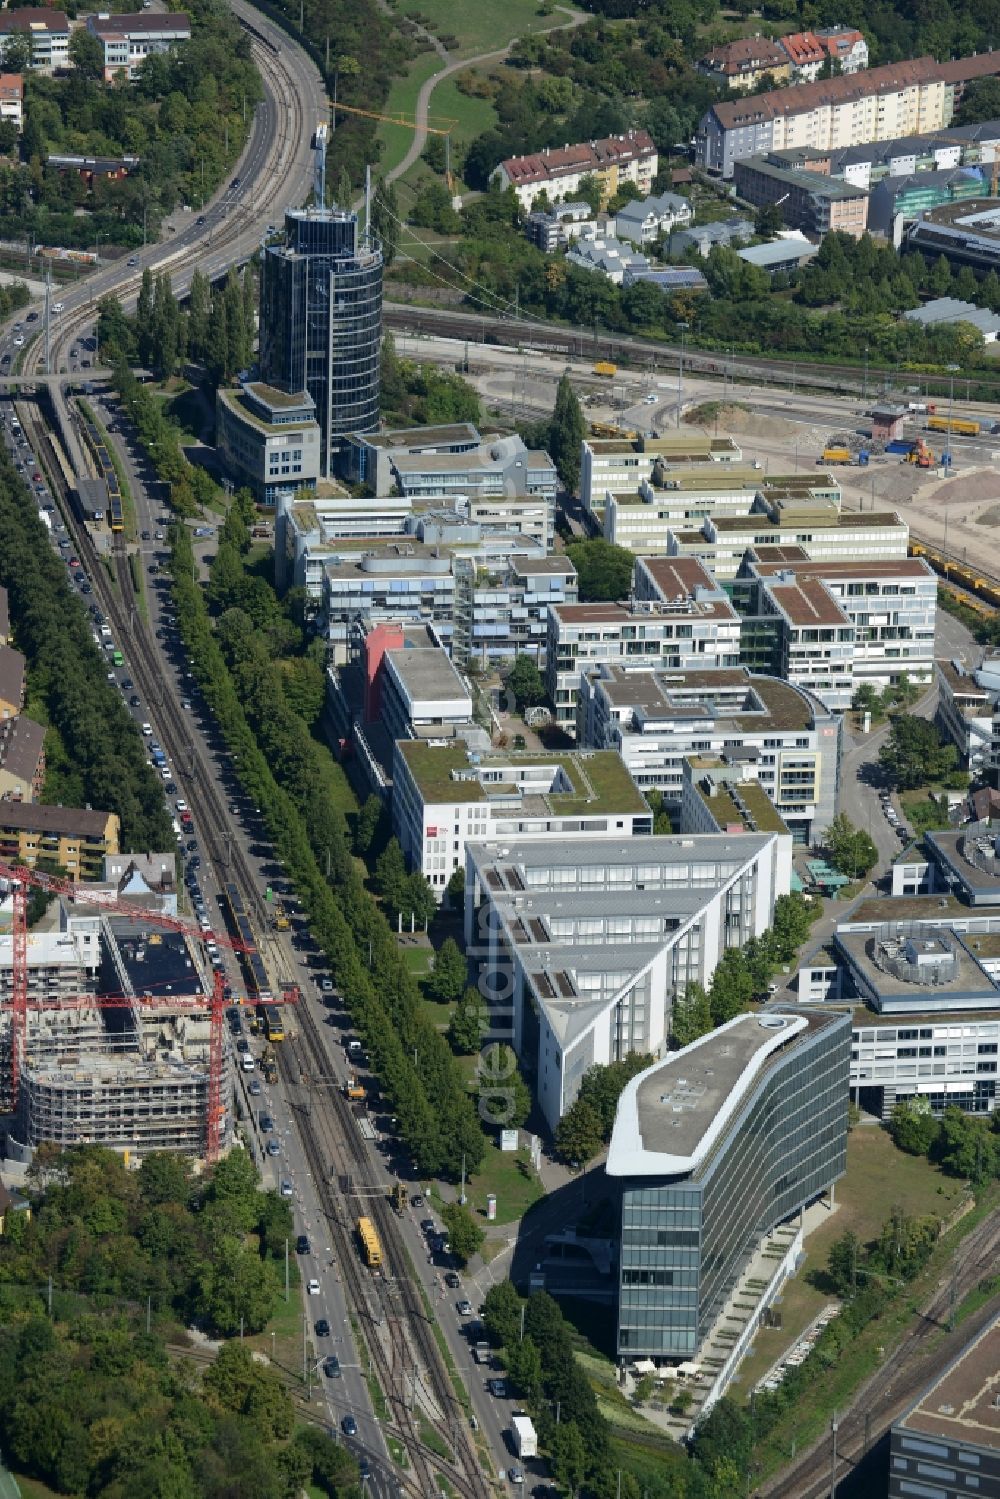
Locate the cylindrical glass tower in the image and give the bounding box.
[260,207,383,475]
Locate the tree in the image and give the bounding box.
[550,1422,588,1498]
[957,76,1000,125]
[826,1229,863,1297]
[482,1279,523,1348]
[555,1097,605,1165]
[754,202,784,239]
[69,26,106,80]
[428,937,467,1003]
[770,892,814,962]
[375,838,407,912]
[353,794,383,856]
[371,176,399,266]
[671,980,713,1047]
[187,269,211,362]
[889,1096,939,1157]
[565,538,635,602]
[440,1200,485,1266]
[879,714,958,790]
[505,654,545,711]
[445,865,465,905]
[548,373,586,492]
[708,947,755,1025]
[195,1237,279,1336]
[825,811,878,880]
[448,987,487,1054]
[506,1334,543,1402]
[202,1342,294,1440]
[937,1105,998,1182]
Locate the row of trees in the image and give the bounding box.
[0,450,173,850]
[554,1054,651,1164]
[101,267,255,386]
[160,512,488,1180]
[107,361,219,514]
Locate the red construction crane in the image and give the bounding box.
[0,860,264,1160]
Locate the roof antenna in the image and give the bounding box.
[365,163,372,242]
[314,121,328,207]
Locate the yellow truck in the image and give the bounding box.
[592,361,617,378]
[821,447,854,464]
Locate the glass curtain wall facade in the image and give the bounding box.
[260,208,382,476]
[617,1011,850,1359]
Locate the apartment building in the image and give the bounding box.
[525,201,594,253]
[778,31,827,82]
[394,743,651,894]
[0,9,68,71]
[491,130,658,211]
[698,56,948,177]
[86,11,191,80]
[578,664,840,841]
[0,801,119,880]
[0,74,22,132]
[546,557,742,732]
[0,644,25,720]
[615,191,693,246]
[580,434,744,521]
[0,715,46,803]
[815,26,868,74]
[698,36,791,92]
[465,831,789,1130]
[732,157,869,236]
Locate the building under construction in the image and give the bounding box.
[0,897,230,1161]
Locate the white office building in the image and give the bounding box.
[465,831,789,1129]
[581,434,744,522]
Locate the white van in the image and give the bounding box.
[240,1053,256,1073]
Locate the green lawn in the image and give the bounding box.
[729,1126,968,1398]
[245,1279,306,1384]
[464,1142,544,1225]
[397,0,557,57]
[375,52,442,179]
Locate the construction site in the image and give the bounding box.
[0,865,231,1164]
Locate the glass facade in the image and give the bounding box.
[617,1012,850,1358]
[259,208,382,476]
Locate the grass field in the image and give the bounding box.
[465,1142,544,1225]
[375,52,442,180]
[729,1125,968,1399]
[397,0,556,57]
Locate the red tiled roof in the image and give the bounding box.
[780,31,826,66]
[500,130,656,187]
[937,52,1000,85]
[711,55,940,130]
[702,35,788,75]
[0,74,22,101]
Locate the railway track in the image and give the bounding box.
[385,302,1000,404]
[284,1004,491,1499]
[17,395,489,1493]
[761,1206,1000,1498]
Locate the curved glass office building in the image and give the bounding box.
[260,207,383,476]
[607,1007,850,1360]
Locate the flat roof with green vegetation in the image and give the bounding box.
[696,776,789,835]
[396,741,648,815]
[218,386,317,435]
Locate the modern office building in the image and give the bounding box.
[906,197,1000,270]
[215,382,321,508]
[607,1008,850,1359]
[465,833,791,1130]
[736,554,938,711]
[667,506,909,582]
[546,557,743,733]
[937,658,993,771]
[732,157,869,236]
[578,664,840,841]
[259,206,382,476]
[395,743,650,894]
[580,434,744,520]
[890,1312,1000,1497]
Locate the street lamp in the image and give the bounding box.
[944,361,960,478]
[863,344,869,402]
[676,321,689,428]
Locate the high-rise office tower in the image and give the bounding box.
[259,130,383,476]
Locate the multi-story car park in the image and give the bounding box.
[464,831,790,1130]
[607,1008,850,1359]
[577,664,840,843]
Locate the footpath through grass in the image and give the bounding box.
[731,1126,967,1399]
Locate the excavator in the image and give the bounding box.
[905,437,934,469]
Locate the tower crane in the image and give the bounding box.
[0,861,287,1160]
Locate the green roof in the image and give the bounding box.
[396,741,648,815]
[695,776,788,835]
